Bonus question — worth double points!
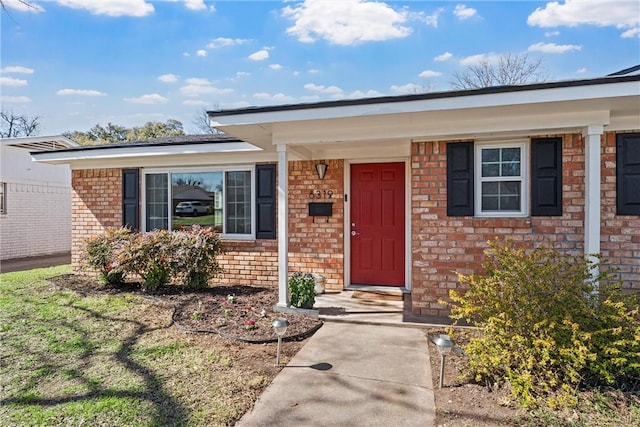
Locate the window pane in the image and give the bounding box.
[0,182,5,214]
[225,171,251,234]
[500,195,520,210]
[501,181,520,195]
[501,148,520,161]
[482,182,498,194]
[482,195,499,211]
[482,181,521,212]
[171,172,222,232]
[482,148,499,162]
[146,174,168,230]
[482,163,500,177]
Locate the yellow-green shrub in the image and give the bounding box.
[447,239,640,408]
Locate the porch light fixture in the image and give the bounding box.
[431,334,453,388]
[315,162,328,180]
[272,318,289,366]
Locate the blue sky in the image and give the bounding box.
[1,0,639,135]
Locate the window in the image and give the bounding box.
[143,167,254,238]
[447,138,561,217]
[0,182,6,214]
[476,142,527,216]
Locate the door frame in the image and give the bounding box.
[344,158,412,291]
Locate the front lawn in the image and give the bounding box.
[0,266,304,426]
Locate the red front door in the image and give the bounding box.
[350,162,405,286]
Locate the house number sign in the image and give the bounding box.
[308,190,334,199]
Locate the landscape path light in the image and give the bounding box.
[431,334,453,388]
[272,318,289,366]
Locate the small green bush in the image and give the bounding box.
[447,239,640,409]
[83,228,131,284]
[289,272,315,309]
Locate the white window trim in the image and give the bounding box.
[141,165,256,240]
[474,141,529,217]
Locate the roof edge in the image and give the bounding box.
[208,74,640,117]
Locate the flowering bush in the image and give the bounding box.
[82,226,224,292]
[244,319,256,330]
[83,228,131,284]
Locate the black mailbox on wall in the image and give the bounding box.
[308,202,333,217]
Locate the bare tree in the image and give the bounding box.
[0,110,41,138]
[191,107,224,135]
[451,53,548,90]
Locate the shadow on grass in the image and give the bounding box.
[2,301,189,427]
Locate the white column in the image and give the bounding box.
[276,145,289,307]
[583,125,604,286]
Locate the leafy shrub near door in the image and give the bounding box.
[446,239,640,409]
[83,226,224,291]
[288,272,316,309]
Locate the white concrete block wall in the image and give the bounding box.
[0,145,72,260]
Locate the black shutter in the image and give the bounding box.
[255,164,276,239]
[617,133,640,215]
[531,137,562,216]
[122,169,139,230]
[447,142,474,216]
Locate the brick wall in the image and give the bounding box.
[411,134,586,317]
[288,160,345,291]
[410,131,639,318]
[71,169,123,269]
[71,162,346,291]
[601,130,640,291]
[0,182,71,260]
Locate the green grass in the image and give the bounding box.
[0,266,272,426]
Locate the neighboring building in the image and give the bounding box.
[0,136,78,261]
[33,74,639,322]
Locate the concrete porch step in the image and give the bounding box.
[347,286,406,302]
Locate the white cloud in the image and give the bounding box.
[253,92,295,102]
[527,0,639,37]
[184,0,214,12]
[528,42,581,53]
[577,67,588,74]
[347,89,384,98]
[1,66,34,74]
[418,70,442,78]
[458,53,500,66]
[453,4,477,20]
[206,37,250,49]
[434,52,452,62]
[1,96,31,103]
[57,88,106,96]
[621,27,640,38]
[185,77,211,85]
[3,0,44,12]
[0,77,28,87]
[182,99,209,106]
[390,83,422,94]
[249,50,269,61]
[282,0,412,45]
[545,30,560,37]
[196,49,208,57]
[269,64,283,70]
[158,73,179,83]
[304,83,343,94]
[124,93,168,104]
[235,71,251,78]
[308,69,320,74]
[180,79,234,97]
[409,9,443,28]
[56,0,154,17]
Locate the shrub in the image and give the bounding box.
[117,230,174,291]
[289,272,315,308]
[83,228,131,284]
[447,239,640,409]
[171,225,224,289]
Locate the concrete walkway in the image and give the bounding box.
[0,252,70,273]
[236,322,435,427]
